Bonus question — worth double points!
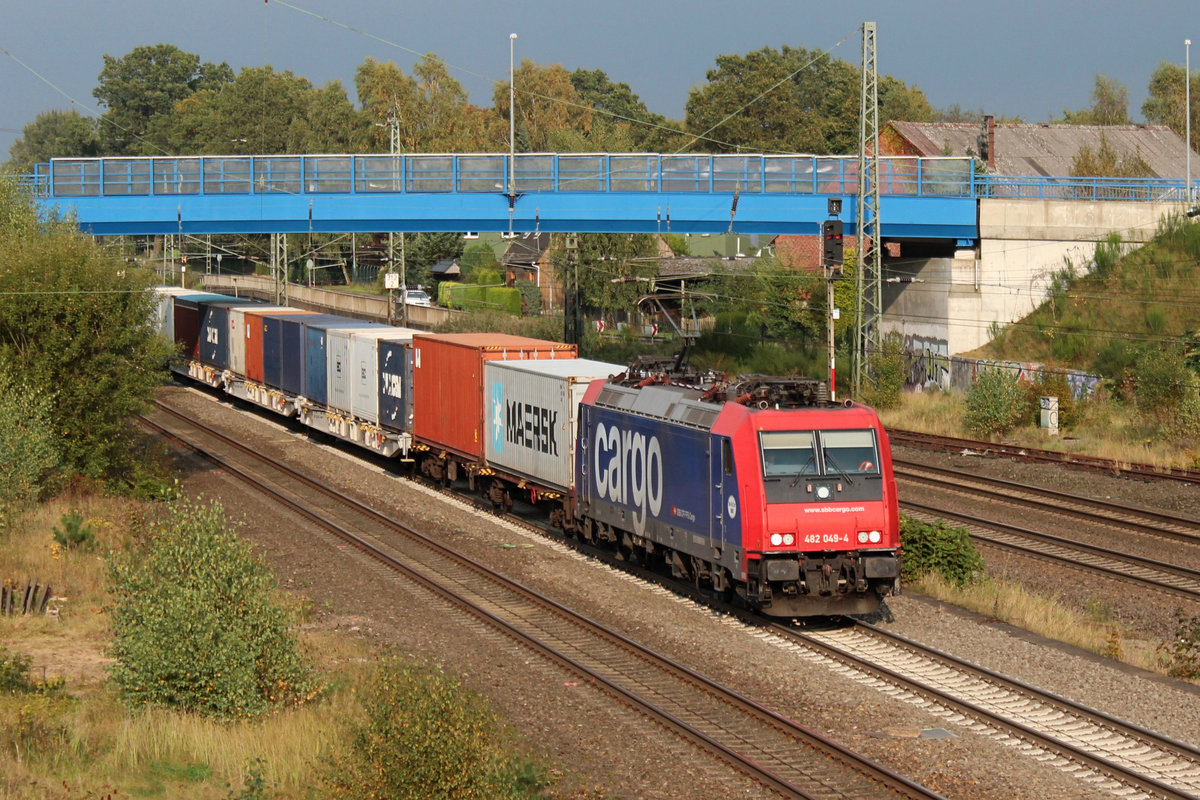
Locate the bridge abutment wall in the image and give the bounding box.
[884,198,1181,358]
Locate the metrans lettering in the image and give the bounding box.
[593,421,663,534]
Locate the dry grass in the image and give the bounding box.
[0,496,375,800]
[911,573,1162,673]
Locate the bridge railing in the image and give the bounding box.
[28,153,976,198]
[26,153,1188,203]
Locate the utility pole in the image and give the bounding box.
[823,203,844,401]
[853,21,882,398]
[564,234,581,346]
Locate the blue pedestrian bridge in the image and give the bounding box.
[25,152,1190,242]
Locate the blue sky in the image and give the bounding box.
[2,0,1196,159]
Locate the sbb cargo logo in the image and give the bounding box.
[593,422,663,535]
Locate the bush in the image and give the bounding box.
[106,498,318,719]
[1158,610,1200,680]
[52,509,96,551]
[900,516,984,587]
[0,365,60,531]
[1132,345,1194,421]
[964,367,1028,438]
[321,654,545,800]
[1023,367,1080,429]
[859,334,906,410]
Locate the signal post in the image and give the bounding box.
[822,199,844,401]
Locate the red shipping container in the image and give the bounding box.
[412,333,576,460]
[244,308,317,383]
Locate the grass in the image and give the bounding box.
[909,572,1162,673]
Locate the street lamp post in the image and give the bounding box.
[1187,39,1192,201]
[509,33,517,197]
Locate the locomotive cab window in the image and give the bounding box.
[820,430,880,475]
[760,431,817,478]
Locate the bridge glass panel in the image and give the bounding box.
[815,157,856,195]
[254,157,302,194]
[101,159,150,195]
[661,155,709,191]
[610,155,656,191]
[557,155,605,191]
[355,156,402,192]
[713,155,762,193]
[304,156,352,193]
[458,155,504,192]
[514,154,554,191]
[764,156,816,193]
[152,159,200,194]
[406,156,454,192]
[51,160,98,197]
[204,158,252,194]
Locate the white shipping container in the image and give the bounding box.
[349,327,421,424]
[152,287,202,341]
[484,358,623,493]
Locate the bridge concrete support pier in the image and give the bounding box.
[881,198,1181,357]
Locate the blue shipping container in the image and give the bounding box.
[377,339,414,432]
[264,313,336,392]
[303,318,376,404]
[197,299,256,368]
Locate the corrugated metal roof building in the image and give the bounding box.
[884,119,1200,181]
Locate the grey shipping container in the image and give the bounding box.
[483,358,622,493]
[325,326,419,420]
[304,318,380,405]
[270,313,343,395]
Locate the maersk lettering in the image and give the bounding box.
[506,401,558,455]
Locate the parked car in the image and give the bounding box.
[403,289,432,307]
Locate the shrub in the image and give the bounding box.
[0,365,60,531]
[1132,345,1194,421]
[1023,367,1080,429]
[900,516,984,587]
[964,367,1028,437]
[859,333,906,410]
[1157,610,1200,680]
[106,498,318,719]
[52,509,96,551]
[321,654,546,800]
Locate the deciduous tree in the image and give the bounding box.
[5,110,99,174]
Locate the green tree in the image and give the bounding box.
[93,43,233,155]
[5,110,99,174]
[552,232,657,320]
[1070,132,1154,178]
[1059,74,1132,125]
[107,498,317,719]
[0,365,59,531]
[569,67,680,150]
[0,180,172,482]
[356,55,493,153]
[495,60,594,152]
[699,257,823,344]
[459,241,499,280]
[1143,61,1199,142]
[684,46,931,154]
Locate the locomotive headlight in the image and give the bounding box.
[869,530,881,543]
[857,531,869,544]
[782,533,794,546]
[816,485,831,500]
[770,533,783,546]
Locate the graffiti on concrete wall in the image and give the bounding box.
[901,341,1099,400]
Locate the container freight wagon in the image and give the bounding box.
[411,333,576,480]
[575,380,901,617]
[484,358,623,498]
[303,318,382,406]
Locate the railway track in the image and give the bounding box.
[145,400,945,800]
[752,621,1200,800]
[889,429,1200,485]
[891,458,1200,604]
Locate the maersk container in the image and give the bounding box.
[346,327,421,424]
[377,338,414,433]
[247,309,317,385]
[197,299,257,369]
[412,333,576,461]
[268,313,342,395]
[484,358,623,493]
[304,318,379,405]
[173,293,236,358]
[229,305,292,379]
[325,325,413,418]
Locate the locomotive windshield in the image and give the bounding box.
[760,429,880,480]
